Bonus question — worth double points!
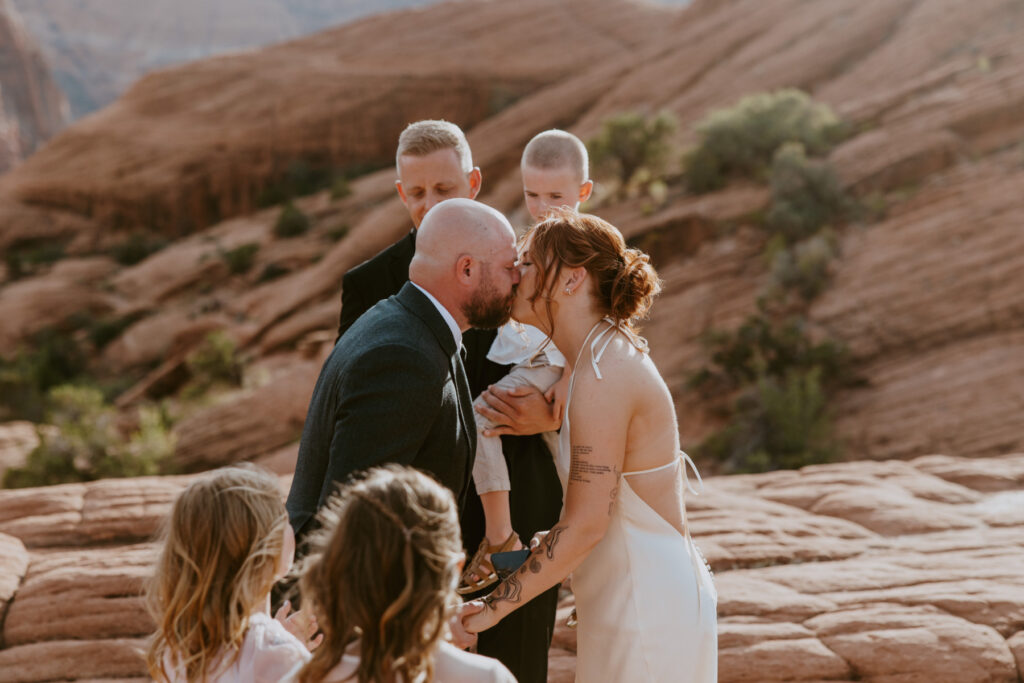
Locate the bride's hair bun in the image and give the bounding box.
[610,248,660,323]
[525,209,662,330]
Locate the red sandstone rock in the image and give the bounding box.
[0,532,28,626]
[0,455,1021,681]
[0,0,671,239]
[171,357,319,470]
[0,638,148,682]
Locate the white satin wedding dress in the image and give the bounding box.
[558,319,717,682]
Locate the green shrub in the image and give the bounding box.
[694,312,850,393]
[3,238,67,280]
[0,328,88,421]
[763,143,849,243]
[690,306,853,473]
[589,111,677,189]
[222,243,260,275]
[274,202,311,238]
[330,177,352,200]
[699,367,836,473]
[326,224,350,242]
[86,312,146,350]
[185,331,243,395]
[2,386,175,488]
[684,89,844,193]
[110,234,168,266]
[768,230,839,301]
[257,263,291,283]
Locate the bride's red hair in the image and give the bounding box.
[525,209,661,332]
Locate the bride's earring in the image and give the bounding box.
[564,286,572,295]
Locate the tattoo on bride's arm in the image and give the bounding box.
[570,446,613,484]
[542,524,567,560]
[482,573,523,611]
[609,466,621,516]
[522,523,568,575]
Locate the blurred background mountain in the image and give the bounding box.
[9,0,445,120]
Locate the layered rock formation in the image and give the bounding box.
[10,0,442,119]
[0,0,68,173]
[1,0,1022,468]
[1,455,1022,681]
[0,0,669,239]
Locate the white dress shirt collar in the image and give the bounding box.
[411,282,463,350]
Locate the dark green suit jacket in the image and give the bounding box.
[286,281,475,537]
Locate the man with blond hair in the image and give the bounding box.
[327,120,562,683]
[335,120,481,339]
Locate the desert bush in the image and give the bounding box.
[690,307,852,472]
[2,386,175,488]
[274,202,311,238]
[257,263,291,283]
[763,143,850,243]
[184,331,243,396]
[326,224,350,242]
[693,312,850,394]
[110,234,168,266]
[330,177,352,200]
[221,243,260,275]
[684,89,844,193]
[699,367,836,473]
[0,329,88,421]
[589,110,677,189]
[4,238,67,280]
[767,230,839,301]
[86,312,147,350]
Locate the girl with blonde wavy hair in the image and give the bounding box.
[147,465,321,682]
[286,465,514,683]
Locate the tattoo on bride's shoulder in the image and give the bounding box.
[570,446,613,483]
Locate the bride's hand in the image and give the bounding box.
[461,599,499,634]
[544,371,571,427]
[529,530,549,553]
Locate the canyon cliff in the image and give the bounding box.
[0,0,68,173]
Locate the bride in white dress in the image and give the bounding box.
[462,210,717,682]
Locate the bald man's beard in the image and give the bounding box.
[464,281,516,329]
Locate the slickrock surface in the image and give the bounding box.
[0,455,1022,681]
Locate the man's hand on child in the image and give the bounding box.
[275,600,324,651]
[477,384,561,437]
